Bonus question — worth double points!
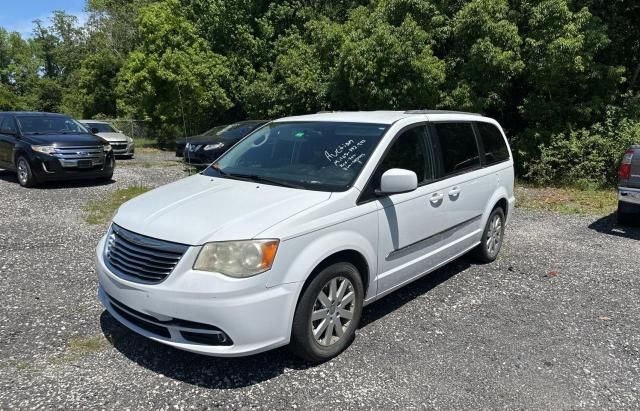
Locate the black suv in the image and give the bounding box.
[0,112,115,187]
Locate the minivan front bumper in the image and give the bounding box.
[95,235,299,356]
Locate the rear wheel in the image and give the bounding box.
[290,262,364,362]
[474,207,505,263]
[617,201,637,226]
[16,156,37,188]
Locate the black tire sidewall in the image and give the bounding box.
[478,207,505,262]
[17,156,35,188]
[291,262,364,362]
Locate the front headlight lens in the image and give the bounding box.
[193,239,279,278]
[31,145,56,154]
[103,144,112,152]
[204,142,224,151]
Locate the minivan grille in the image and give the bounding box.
[105,224,189,284]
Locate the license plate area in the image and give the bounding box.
[77,159,93,168]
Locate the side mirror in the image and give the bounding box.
[376,168,418,195]
[90,127,100,135]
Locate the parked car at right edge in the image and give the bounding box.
[617,145,640,225]
[95,110,514,362]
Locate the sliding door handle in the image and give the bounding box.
[448,187,461,197]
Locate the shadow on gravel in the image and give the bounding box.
[588,213,640,240]
[99,257,470,388]
[360,257,471,328]
[0,169,114,189]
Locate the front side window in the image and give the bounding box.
[378,126,435,183]
[16,116,88,135]
[476,122,510,165]
[433,122,480,176]
[204,121,388,191]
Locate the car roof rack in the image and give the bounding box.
[404,109,482,116]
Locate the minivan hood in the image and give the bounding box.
[96,132,128,142]
[113,174,331,245]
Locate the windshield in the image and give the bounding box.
[203,121,388,191]
[202,122,264,139]
[17,116,89,135]
[84,122,117,133]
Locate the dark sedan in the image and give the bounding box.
[176,120,268,161]
[0,112,115,187]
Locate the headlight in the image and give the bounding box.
[31,145,56,154]
[103,144,112,152]
[204,142,224,151]
[185,142,191,149]
[193,239,279,278]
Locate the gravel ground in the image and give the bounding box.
[1,151,639,410]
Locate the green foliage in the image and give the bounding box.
[0,0,638,187]
[525,104,640,186]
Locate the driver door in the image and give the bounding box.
[374,125,450,296]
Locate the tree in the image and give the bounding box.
[116,0,232,142]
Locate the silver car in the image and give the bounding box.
[80,120,135,158]
[618,145,640,224]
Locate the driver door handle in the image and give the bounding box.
[430,192,444,204]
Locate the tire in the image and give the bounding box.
[474,207,505,263]
[617,201,637,226]
[16,156,37,188]
[98,173,114,183]
[290,262,364,362]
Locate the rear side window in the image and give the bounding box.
[379,126,435,183]
[0,116,17,134]
[432,122,480,176]
[476,122,509,165]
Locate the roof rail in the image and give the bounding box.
[404,109,482,116]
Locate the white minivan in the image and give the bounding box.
[96,110,515,361]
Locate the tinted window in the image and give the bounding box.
[205,122,388,191]
[379,126,434,183]
[1,116,17,134]
[476,122,509,165]
[433,122,480,175]
[16,116,88,134]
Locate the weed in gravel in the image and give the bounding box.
[68,335,109,354]
[84,185,151,225]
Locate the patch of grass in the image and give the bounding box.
[16,361,29,370]
[84,185,151,225]
[68,335,109,354]
[515,184,617,215]
[133,137,160,149]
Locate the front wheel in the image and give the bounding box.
[16,156,37,188]
[290,262,364,362]
[474,207,505,263]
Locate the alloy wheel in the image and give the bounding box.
[17,159,28,185]
[311,276,356,346]
[486,213,503,256]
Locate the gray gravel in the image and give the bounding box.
[1,152,639,410]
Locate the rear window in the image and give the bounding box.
[476,122,510,165]
[433,122,480,176]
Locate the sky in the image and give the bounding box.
[0,0,87,37]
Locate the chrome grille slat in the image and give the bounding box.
[108,254,171,277]
[108,243,177,269]
[109,237,182,262]
[105,224,188,284]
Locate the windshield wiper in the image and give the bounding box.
[209,165,302,188]
[230,173,304,189]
